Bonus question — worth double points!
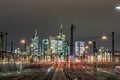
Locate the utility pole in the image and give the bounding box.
[0,32,4,53]
[24,41,26,53]
[93,41,96,55]
[5,33,8,53]
[11,41,13,62]
[112,32,115,72]
[93,41,97,72]
[20,50,22,73]
[70,24,75,56]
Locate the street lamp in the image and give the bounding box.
[19,39,26,73]
[30,44,33,48]
[101,35,107,49]
[88,41,92,45]
[19,50,23,73]
[85,45,89,49]
[21,39,25,43]
[84,45,89,61]
[102,36,107,40]
[62,34,65,38]
[30,44,33,55]
[58,36,60,38]
[21,39,26,53]
[116,5,120,10]
[101,36,108,62]
[88,41,93,56]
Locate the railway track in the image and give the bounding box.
[11,68,55,80]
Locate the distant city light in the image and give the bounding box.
[70,55,74,59]
[85,46,89,49]
[30,44,33,47]
[21,39,26,44]
[102,36,107,40]
[116,6,120,10]
[88,41,92,44]
[47,68,51,72]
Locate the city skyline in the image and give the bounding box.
[0,1,120,79]
[0,0,120,49]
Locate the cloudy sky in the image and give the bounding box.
[0,0,120,49]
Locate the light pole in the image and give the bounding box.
[11,41,14,62]
[30,44,33,55]
[88,41,93,56]
[102,35,107,62]
[115,5,120,10]
[5,33,8,53]
[112,32,115,72]
[19,39,26,73]
[85,45,89,62]
[19,50,22,73]
[102,35,107,48]
[21,39,26,53]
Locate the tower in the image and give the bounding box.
[58,24,65,40]
[31,29,39,56]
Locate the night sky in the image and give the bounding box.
[0,0,120,49]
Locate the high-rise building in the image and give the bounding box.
[38,25,69,61]
[75,41,85,56]
[49,24,69,61]
[42,39,49,55]
[31,29,39,56]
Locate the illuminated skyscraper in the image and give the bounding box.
[75,41,85,56]
[40,25,69,61]
[49,24,68,59]
[31,29,39,56]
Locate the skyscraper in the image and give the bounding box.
[31,29,39,56]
